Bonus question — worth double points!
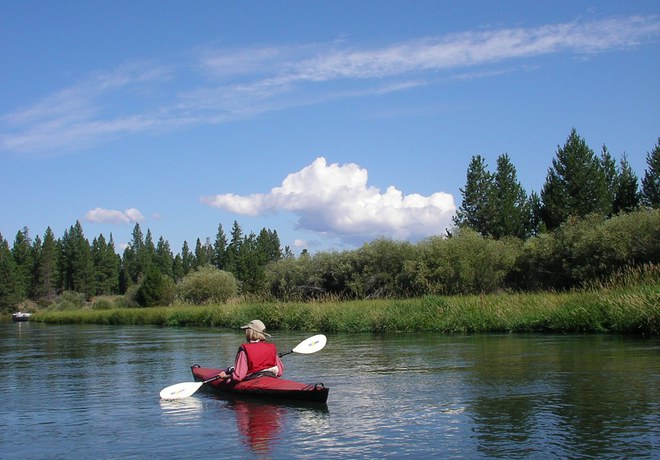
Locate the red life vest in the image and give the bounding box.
[240,342,278,374]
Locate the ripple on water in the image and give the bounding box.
[1,325,659,459]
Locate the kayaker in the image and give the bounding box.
[217,320,284,382]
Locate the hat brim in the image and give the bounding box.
[240,325,271,337]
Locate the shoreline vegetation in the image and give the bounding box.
[3,134,659,323]
[20,277,659,335]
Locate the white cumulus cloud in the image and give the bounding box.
[201,157,455,243]
[85,207,145,224]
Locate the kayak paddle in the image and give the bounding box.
[278,334,327,357]
[159,334,327,400]
[159,374,226,400]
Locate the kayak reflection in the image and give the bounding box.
[233,399,285,454]
[221,397,329,455]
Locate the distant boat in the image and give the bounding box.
[12,312,32,322]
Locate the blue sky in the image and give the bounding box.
[1,1,659,255]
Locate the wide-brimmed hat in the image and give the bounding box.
[240,319,271,337]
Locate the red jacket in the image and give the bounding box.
[240,342,278,374]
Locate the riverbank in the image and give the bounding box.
[25,283,659,335]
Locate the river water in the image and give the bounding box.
[1,322,658,459]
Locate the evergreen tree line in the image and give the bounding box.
[452,129,659,238]
[0,220,284,311]
[0,129,658,310]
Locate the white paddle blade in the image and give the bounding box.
[159,381,203,400]
[292,334,327,354]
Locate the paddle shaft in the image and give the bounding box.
[202,373,227,384]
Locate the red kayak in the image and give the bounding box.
[190,365,329,403]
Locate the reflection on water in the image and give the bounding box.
[231,399,284,454]
[159,389,331,457]
[205,395,330,456]
[325,332,660,458]
[457,334,660,458]
[159,397,205,425]
[1,323,658,459]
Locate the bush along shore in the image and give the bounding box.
[27,279,659,335]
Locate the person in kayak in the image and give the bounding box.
[216,320,284,382]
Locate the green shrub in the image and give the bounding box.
[113,295,128,308]
[92,297,115,310]
[123,285,140,307]
[267,254,325,301]
[177,265,238,304]
[53,291,87,310]
[136,266,176,307]
[515,208,660,290]
[348,239,417,299]
[412,229,520,295]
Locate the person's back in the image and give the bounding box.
[240,341,279,377]
[217,320,284,382]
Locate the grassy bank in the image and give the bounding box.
[29,283,659,335]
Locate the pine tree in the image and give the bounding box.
[613,153,640,213]
[489,154,531,239]
[40,227,59,300]
[180,241,193,276]
[124,223,147,283]
[600,145,617,215]
[528,191,543,236]
[144,229,156,267]
[107,234,121,292]
[91,234,120,295]
[224,221,243,275]
[237,231,266,293]
[11,227,33,300]
[642,138,660,208]
[540,129,610,229]
[453,155,493,235]
[121,246,133,287]
[194,238,205,268]
[135,264,175,307]
[59,221,93,296]
[31,234,43,299]
[154,236,174,279]
[0,234,19,311]
[118,264,130,294]
[257,228,282,263]
[172,254,184,281]
[32,227,59,300]
[194,238,212,268]
[212,223,227,269]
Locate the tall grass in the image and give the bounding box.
[30,265,659,335]
[31,288,658,335]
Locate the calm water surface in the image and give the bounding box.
[1,323,658,459]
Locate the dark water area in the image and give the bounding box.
[1,323,658,459]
